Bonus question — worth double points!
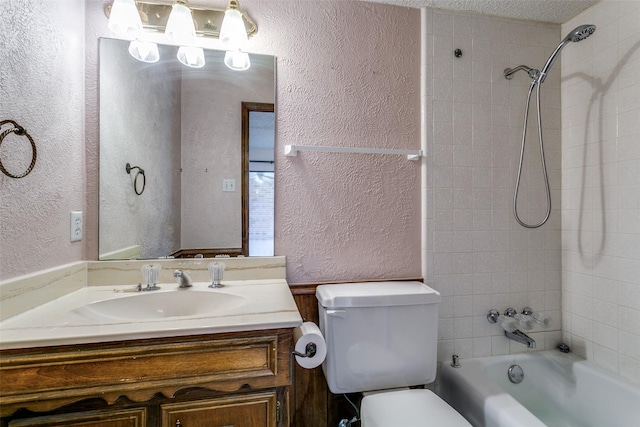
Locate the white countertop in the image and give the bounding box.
[0,279,303,350]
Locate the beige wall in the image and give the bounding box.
[561,0,640,384]
[0,0,86,279]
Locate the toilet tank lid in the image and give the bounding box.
[316,281,441,308]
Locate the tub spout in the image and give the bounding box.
[505,329,536,349]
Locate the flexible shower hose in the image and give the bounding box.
[513,80,552,228]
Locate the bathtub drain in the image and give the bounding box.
[508,364,524,384]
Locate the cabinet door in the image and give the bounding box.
[161,391,277,427]
[8,408,146,427]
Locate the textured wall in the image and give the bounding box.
[99,40,182,258]
[424,9,563,360]
[561,1,640,384]
[0,0,86,280]
[246,1,422,283]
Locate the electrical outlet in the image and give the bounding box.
[223,179,236,192]
[70,211,83,242]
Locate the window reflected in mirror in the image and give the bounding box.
[242,104,274,257]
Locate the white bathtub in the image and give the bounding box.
[439,350,640,427]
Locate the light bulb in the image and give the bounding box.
[108,0,142,39]
[177,46,206,68]
[128,40,159,63]
[224,50,250,71]
[165,2,196,44]
[219,7,248,50]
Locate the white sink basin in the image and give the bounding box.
[73,290,246,320]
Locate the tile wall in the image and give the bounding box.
[561,0,640,384]
[424,9,563,360]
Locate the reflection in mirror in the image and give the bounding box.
[98,38,275,260]
[242,103,275,256]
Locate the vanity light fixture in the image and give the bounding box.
[220,0,250,70]
[164,1,205,68]
[105,0,257,70]
[219,0,248,50]
[108,0,160,63]
[108,0,142,38]
[164,1,195,44]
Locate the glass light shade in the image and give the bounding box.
[224,50,250,71]
[128,40,160,63]
[165,2,196,44]
[177,46,206,68]
[108,0,142,38]
[219,8,248,50]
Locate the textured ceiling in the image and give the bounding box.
[365,0,599,24]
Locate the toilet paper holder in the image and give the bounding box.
[292,342,317,358]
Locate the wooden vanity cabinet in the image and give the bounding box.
[0,329,293,427]
[7,408,147,427]
[161,391,277,427]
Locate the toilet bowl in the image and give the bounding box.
[361,389,471,427]
[316,282,472,426]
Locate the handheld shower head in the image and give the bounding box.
[538,24,596,83]
[565,24,597,42]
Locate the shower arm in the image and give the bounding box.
[503,65,540,81]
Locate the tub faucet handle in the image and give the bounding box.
[523,306,549,326]
[504,307,517,317]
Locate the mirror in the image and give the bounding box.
[98,38,275,260]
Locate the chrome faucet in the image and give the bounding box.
[487,308,537,349]
[505,329,536,349]
[173,270,193,288]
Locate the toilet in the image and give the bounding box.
[316,281,471,427]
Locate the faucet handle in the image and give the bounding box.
[208,262,225,288]
[487,309,517,333]
[523,306,549,326]
[141,264,161,291]
[504,307,517,317]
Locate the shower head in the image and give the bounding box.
[565,24,597,42]
[537,24,596,84]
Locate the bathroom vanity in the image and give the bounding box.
[1,329,292,427]
[0,257,302,427]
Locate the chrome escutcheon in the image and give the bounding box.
[508,364,524,384]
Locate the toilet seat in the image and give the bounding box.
[361,389,472,427]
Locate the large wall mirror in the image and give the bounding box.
[99,38,275,260]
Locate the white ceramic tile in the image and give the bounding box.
[619,354,640,385]
[618,330,640,360]
[473,336,492,357]
[454,316,473,338]
[491,335,510,355]
[453,338,474,359]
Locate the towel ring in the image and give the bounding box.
[0,120,37,179]
[126,163,146,195]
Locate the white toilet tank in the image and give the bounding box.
[316,281,441,394]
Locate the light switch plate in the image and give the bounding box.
[223,179,236,192]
